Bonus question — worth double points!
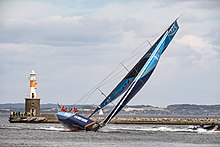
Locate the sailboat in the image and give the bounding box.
[56,18,180,131]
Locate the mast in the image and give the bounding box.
[101,19,179,126]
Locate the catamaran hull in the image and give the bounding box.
[56,112,97,131]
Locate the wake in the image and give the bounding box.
[100,124,220,134]
[39,126,66,131]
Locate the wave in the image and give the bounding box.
[0,125,23,130]
[1,123,219,134]
[39,126,66,131]
[0,124,67,132]
[100,124,220,134]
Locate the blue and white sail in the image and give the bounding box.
[89,21,178,118]
[101,20,179,125]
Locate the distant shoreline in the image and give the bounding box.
[2,103,220,117]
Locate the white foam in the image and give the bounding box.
[39,126,66,131]
[101,125,220,134]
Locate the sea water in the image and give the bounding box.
[0,113,219,147]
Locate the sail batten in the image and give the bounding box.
[101,20,179,125]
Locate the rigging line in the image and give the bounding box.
[97,63,122,86]
[126,49,146,68]
[124,46,147,67]
[97,88,107,98]
[96,76,125,91]
[81,88,98,105]
[147,40,152,46]
[75,82,104,105]
[122,43,148,64]
[74,65,122,104]
[120,62,129,72]
[76,65,126,105]
[78,90,96,105]
[148,22,170,43]
[121,37,153,63]
[82,66,127,105]
[98,72,126,88]
[107,63,127,77]
[122,40,149,63]
[121,48,145,75]
[74,87,97,104]
[94,99,104,105]
[95,64,128,88]
[149,20,174,42]
[98,65,129,87]
[121,48,146,76]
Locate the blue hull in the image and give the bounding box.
[56,112,98,131]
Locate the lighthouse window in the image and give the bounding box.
[32,93,34,98]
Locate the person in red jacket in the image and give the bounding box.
[61,106,67,112]
[74,107,79,113]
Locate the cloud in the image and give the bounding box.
[177,35,218,58]
[176,35,219,69]
[0,0,220,106]
[0,16,123,46]
[0,0,182,46]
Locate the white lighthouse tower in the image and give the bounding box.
[29,70,37,98]
[25,70,40,116]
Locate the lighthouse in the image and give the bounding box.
[25,70,40,116]
[29,70,37,98]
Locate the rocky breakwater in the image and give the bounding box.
[9,114,59,123]
[9,113,220,125]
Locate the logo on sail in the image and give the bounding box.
[168,23,178,36]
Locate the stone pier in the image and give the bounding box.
[9,114,220,125]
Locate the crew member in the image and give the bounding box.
[61,106,67,112]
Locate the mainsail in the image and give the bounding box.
[101,20,179,125]
[89,20,179,118]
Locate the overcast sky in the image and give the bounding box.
[0,0,219,107]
